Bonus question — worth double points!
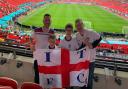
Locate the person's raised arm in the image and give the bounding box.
[83,31,102,49]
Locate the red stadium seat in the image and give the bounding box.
[94,0,128,15]
[0,86,13,89]
[21,82,43,89]
[0,0,44,16]
[0,77,18,89]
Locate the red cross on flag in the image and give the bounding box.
[34,48,90,88]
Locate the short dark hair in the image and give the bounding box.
[65,23,73,30]
[48,35,56,41]
[44,14,51,18]
[75,19,83,24]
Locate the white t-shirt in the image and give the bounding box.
[46,45,58,49]
[32,27,54,49]
[76,29,101,62]
[59,37,79,51]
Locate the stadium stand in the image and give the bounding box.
[0,0,46,28]
[0,0,44,17]
[94,0,128,17]
[0,0,46,38]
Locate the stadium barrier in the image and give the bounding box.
[15,21,128,37]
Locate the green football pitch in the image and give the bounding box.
[18,4,128,33]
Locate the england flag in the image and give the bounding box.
[34,48,90,88]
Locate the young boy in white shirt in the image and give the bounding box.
[47,35,57,49]
[59,23,79,51]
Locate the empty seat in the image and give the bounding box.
[0,86,13,89]
[21,82,43,89]
[0,77,18,89]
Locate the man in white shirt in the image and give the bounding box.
[31,14,55,84]
[59,23,79,51]
[30,14,55,51]
[75,19,102,89]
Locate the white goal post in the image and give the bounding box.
[122,26,128,38]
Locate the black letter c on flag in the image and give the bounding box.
[77,73,85,83]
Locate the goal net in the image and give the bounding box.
[122,26,128,38]
[83,21,93,29]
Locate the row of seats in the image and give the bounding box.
[0,77,43,89]
[1,30,128,54]
[6,0,43,7]
[97,43,128,54]
[0,0,16,17]
[0,0,44,18]
[0,31,31,48]
[94,0,128,15]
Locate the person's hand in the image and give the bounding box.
[30,44,35,52]
[84,38,93,49]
